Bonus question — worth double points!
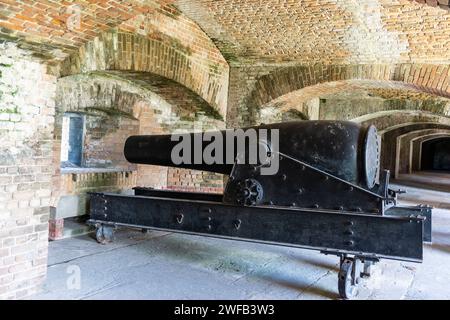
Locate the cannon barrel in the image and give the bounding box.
[125,130,234,175]
[124,121,380,188]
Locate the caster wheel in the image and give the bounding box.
[95,225,115,245]
[338,258,356,299]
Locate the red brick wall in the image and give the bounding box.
[0,0,173,63]
[0,44,56,299]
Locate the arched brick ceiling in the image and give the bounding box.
[379,121,450,172]
[256,79,450,124]
[104,71,224,120]
[0,1,230,114]
[0,0,223,60]
[416,132,450,145]
[394,128,450,176]
[57,71,223,122]
[356,110,450,130]
[261,79,450,112]
[1,1,450,67]
[59,28,229,115]
[175,0,450,65]
[249,64,450,109]
[0,0,177,63]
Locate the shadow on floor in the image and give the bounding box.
[123,231,339,299]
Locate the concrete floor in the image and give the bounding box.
[395,171,450,193]
[32,177,450,300]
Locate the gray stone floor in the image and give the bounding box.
[31,182,450,300]
[395,171,450,193]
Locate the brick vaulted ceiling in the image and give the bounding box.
[176,0,450,65]
[1,0,450,66]
[0,0,174,62]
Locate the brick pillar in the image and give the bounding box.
[0,45,56,299]
[48,218,64,241]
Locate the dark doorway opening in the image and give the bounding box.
[421,138,450,171]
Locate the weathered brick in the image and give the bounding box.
[8,262,32,274]
[32,257,47,267]
[0,267,8,276]
[0,176,12,185]
[13,191,35,200]
[34,224,47,232]
[2,238,15,248]
[0,275,14,286]
[0,248,10,258]
[9,226,34,237]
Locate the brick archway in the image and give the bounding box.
[49,71,225,239]
[353,110,450,132]
[396,129,450,176]
[413,133,450,171]
[245,64,450,125]
[60,28,229,118]
[53,71,225,199]
[353,112,450,177]
[256,79,450,124]
[379,122,450,174]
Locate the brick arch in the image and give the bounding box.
[378,122,450,174]
[397,129,450,176]
[415,133,450,149]
[60,26,230,118]
[0,0,231,110]
[52,72,225,206]
[257,79,450,124]
[248,64,450,124]
[352,110,450,132]
[413,133,450,171]
[355,113,450,176]
[55,72,224,138]
[416,133,450,148]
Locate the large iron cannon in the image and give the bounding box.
[124,121,378,188]
[88,121,432,299]
[124,121,386,214]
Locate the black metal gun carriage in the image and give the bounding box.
[88,121,432,299]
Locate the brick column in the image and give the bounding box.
[0,45,56,299]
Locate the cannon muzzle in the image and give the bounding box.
[124,131,234,175]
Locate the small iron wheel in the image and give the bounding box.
[235,178,263,206]
[338,258,357,299]
[95,225,115,245]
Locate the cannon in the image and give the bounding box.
[88,121,432,299]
